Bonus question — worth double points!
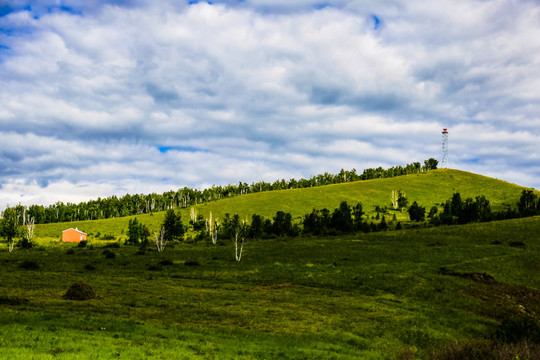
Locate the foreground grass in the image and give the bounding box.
[2,216,540,359]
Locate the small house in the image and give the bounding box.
[62,228,87,243]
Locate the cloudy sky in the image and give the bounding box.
[1,0,539,209]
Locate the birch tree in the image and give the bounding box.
[155,226,166,252]
[391,190,399,210]
[234,221,248,262]
[22,217,35,249]
[229,214,248,262]
[190,207,197,223]
[208,212,218,245]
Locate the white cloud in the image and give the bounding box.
[1,0,539,210]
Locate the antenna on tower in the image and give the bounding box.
[441,128,449,168]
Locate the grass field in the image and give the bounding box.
[1,215,540,359]
[34,169,531,240]
[2,169,539,359]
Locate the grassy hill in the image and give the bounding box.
[35,169,531,240]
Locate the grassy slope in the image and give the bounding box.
[35,169,531,239]
[1,216,540,359]
[192,168,527,220]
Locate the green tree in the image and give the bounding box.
[272,211,292,237]
[379,215,388,231]
[352,202,364,231]
[127,218,142,245]
[408,201,426,222]
[517,189,538,217]
[397,192,408,210]
[451,193,463,219]
[162,209,184,242]
[140,224,151,247]
[424,158,438,170]
[331,201,354,233]
[1,207,19,252]
[249,214,264,239]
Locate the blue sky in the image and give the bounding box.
[1,0,539,208]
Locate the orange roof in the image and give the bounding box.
[62,228,87,235]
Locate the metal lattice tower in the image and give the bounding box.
[441,128,448,168]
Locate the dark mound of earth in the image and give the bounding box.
[439,267,496,283]
[63,280,96,300]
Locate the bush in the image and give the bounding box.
[66,249,75,255]
[184,260,200,266]
[428,339,540,359]
[496,316,540,343]
[18,237,33,250]
[77,240,88,248]
[158,259,174,266]
[0,295,29,305]
[102,243,120,249]
[19,260,39,270]
[102,250,116,259]
[84,264,96,271]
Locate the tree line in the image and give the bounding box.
[0,159,439,226]
[427,189,540,226]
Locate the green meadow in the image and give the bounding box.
[1,169,539,359]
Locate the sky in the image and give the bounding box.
[1,0,539,209]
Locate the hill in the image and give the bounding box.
[35,169,531,240]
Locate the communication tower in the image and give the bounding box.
[441,128,448,168]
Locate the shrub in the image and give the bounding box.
[19,260,39,270]
[0,295,29,305]
[66,249,75,255]
[428,339,540,359]
[77,240,88,248]
[18,237,33,250]
[84,264,96,271]
[102,243,120,249]
[158,259,174,266]
[496,316,540,343]
[184,260,200,266]
[102,250,116,259]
